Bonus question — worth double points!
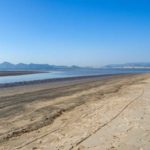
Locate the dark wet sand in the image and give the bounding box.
[0,71,44,77]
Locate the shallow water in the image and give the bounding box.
[0,68,150,84]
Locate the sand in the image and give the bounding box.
[0,74,150,150]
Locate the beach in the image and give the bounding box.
[0,73,150,150]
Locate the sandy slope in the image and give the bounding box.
[0,74,150,150]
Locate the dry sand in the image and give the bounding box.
[0,74,150,150]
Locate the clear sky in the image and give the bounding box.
[0,0,150,67]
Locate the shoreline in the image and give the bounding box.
[0,70,45,77]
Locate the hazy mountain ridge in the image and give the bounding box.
[1,62,150,71]
[105,63,150,68]
[0,62,83,71]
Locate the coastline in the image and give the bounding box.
[0,73,150,150]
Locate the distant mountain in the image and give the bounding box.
[104,63,150,68]
[3,62,150,71]
[0,62,15,69]
[0,62,84,71]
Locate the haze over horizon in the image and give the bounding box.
[0,0,150,67]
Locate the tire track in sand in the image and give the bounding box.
[70,88,145,150]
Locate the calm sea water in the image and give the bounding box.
[0,68,150,84]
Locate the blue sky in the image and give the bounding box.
[0,0,150,67]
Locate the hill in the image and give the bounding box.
[0,62,83,71]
